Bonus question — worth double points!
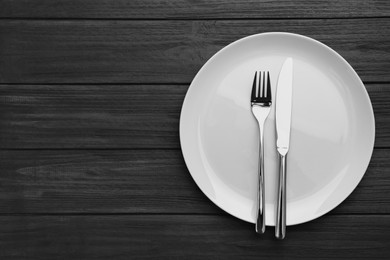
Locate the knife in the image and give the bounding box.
[275,57,293,239]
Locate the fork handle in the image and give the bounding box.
[275,153,287,239]
[255,122,266,234]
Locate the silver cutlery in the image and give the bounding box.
[251,71,272,234]
[275,58,293,239]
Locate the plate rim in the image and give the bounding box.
[179,32,375,225]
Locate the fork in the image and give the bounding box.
[251,71,272,234]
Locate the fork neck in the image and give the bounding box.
[251,105,271,124]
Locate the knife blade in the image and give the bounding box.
[275,57,293,239]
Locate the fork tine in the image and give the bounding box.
[251,72,257,101]
[266,71,271,99]
[259,71,263,98]
[256,71,261,98]
[260,71,266,98]
[256,71,260,98]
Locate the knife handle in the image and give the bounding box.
[275,153,287,239]
[255,122,266,234]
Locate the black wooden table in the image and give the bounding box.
[0,1,390,259]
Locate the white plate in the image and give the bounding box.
[179,32,375,226]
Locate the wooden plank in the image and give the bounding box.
[0,84,388,149]
[0,149,388,214]
[0,0,389,19]
[0,215,389,259]
[0,85,184,149]
[0,19,389,84]
[368,84,390,147]
[0,149,210,214]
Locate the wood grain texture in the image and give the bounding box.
[0,215,389,259]
[0,85,184,149]
[0,84,387,149]
[0,149,388,214]
[0,19,389,84]
[0,0,389,19]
